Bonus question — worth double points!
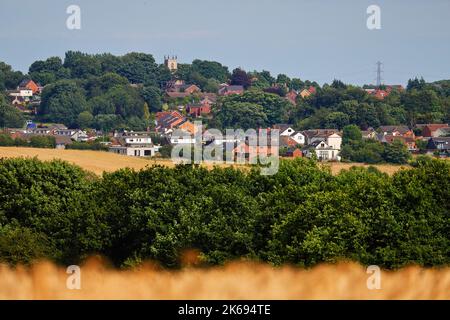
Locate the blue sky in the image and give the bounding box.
[1,0,449,85]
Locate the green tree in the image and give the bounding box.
[215,102,268,130]
[141,86,162,112]
[383,140,411,164]
[0,95,24,128]
[342,125,362,145]
[77,111,94,129]
[0,62,25,90]
[230,68,252,89]
[39,80,89,127]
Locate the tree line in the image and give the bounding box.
[2,52,449,133]
[0,157,448,269]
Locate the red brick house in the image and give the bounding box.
[186,101,211,117]
[285,90,298,105]
[421,124,449,137]
[232,141,278,162]
[285,148,303,158]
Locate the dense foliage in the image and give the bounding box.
[2,52,450,134]
[0,157,448,269]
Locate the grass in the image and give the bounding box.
[0,146,409,175]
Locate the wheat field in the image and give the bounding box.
[0,147,406,175]
[0,258,449,300]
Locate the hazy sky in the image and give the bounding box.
[1,0,449,85]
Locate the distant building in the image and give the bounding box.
[285,90,298,105]
[426,137,450,157]
[19,79,42,94]
[300,86,316,99]
[109,132,157,157]
[420,124,449,138]
[378,125,413,137]
[301,129,342,161]
[186,101,211,118]
[164,56,178,72]
[284,147,303,158]
[218,85,244,96]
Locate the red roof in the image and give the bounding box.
[308,86,316,94]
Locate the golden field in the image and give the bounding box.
[0,147,407,175]
[1,259,449,300]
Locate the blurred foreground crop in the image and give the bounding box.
[1,258,449,300]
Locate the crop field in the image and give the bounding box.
[0,147,408,175]
[1,259,449,300]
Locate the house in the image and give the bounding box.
[181,84,201,94]
[155,111,186,134]
[178,120,197,135]
[273,124,296,137]
[299,86,316,99]
[54,129,89,142]
[290,132,306,145]
[200,94,217,105]
[170,130,196,144]
[361,128,377,139]
[378,125,413,137]
[27,127,51,135]
[7,88,33,100]
[166,80,200,94]
[284,147,303,158]
[426,137,450,156]
[364,85,404,99]
[373,89,389,100]
[285,90,298,105]
[271,125,305,145]
[232,140,278,162]
[109,132,156,157]
[280,136,299,148]
[218,85,244,96]
[420,124,449,137]
[302,129,340,145]
[55,136,73,149]
[301,129,342,161]
[381,135,417,151]
[186,101,211,117]
[303,140,340,161]
[19,79,42,94]
[300,89,311,99]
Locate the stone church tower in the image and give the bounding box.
[164,55,178,72]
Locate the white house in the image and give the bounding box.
[303,141,341,161]
[170,130,196,144]
[302,130,342,161]
[109,132,157,157]
[290,132,306,145]
[8,88,33,98]
[274,124,296,137]
[326,133,342,150]
[170,135,196,145]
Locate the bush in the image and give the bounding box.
[66,141,108,151]
[0,157,448,269]
[29,135,56,148]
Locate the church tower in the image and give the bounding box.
[164,55,178,72]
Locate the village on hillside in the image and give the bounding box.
[1,55,449,163]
